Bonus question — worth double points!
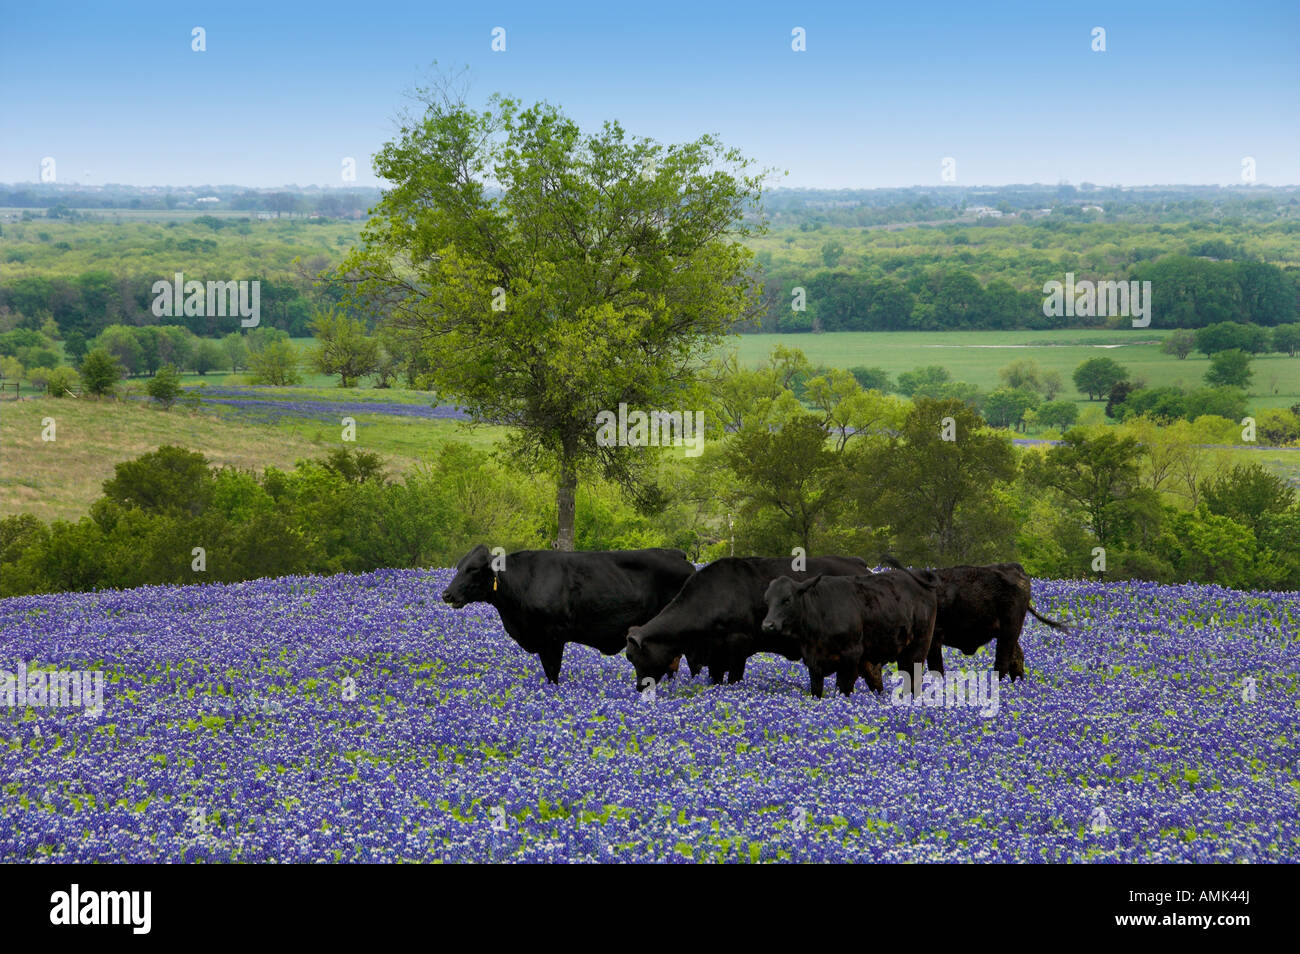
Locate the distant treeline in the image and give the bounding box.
[0,271,330,338]
[749,256,1299,333]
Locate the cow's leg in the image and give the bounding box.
[927,639,945,675]
[861,660,884,694]
[994,636,1017,681]
[538,644,564,684]
[726,655,747,684]
[1010,642,1025,681]
[807,665,825,699]
[835,660,858,696]
[708,663,725,685]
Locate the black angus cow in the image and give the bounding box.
[761,570,938,698]
[879,558,1069,681]
[624,556,871,688]
[441,545,695,683]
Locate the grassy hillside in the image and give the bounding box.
[0,394,498,523]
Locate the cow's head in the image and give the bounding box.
[625,625,676,688]
[762,575,818,637]
[442,544,495,608]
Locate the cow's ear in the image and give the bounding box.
[626,632,643,651]
[801,574,823,590]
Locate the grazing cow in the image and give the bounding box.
[879,558,1068,681]
[441,545,695,683]
[761,570,939,698]
[625,556,871,688]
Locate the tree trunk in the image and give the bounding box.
[555,454,577,551]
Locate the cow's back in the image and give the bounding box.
[503,549,694,653]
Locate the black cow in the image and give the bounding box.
[441,545,695,683]
[624,556,871,688]
[881,558,1068,681]
[761,570,938,698]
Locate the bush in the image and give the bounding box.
[1204,349,1253,389]
[41,366,80,397]
[1037,400,1079,431]
[101,446,213,517]
[79,348,121,395]
[246,338,302,386]
[848,366,891,392]
[146,365,183,409]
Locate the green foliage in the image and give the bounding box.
[221,332,249,372]
[78,347,121,395]
[982,386,1040,430]
[1204,348,1253,389]
[856,398,1018,565]
[847,366,891,392]
[41,365,81,398]
[1161,329,1196,359]
[343,90,764,549]
[1199,464,1296,535]
[101,446,213,517]
[308,308,379,387]
[246,338,302,386]
[1072,356,1128,400]
[1273,324,1300,357]
[1037,399,1079,431]
[146,365,183,409]
[1195,322,1269,356]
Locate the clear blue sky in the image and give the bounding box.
[2,0,1296,189]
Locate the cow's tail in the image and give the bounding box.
[878,553,939,589]
[1027,603,1069,632]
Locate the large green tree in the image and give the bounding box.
[342,86,764,548]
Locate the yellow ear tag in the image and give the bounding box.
[493,575,498,592]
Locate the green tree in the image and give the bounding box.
[1199,463,1295,535]
[1204,348,1253,389]
[820,239,845,268]
[1270,323,1300,357]
[1036,399,1079,431]
[221,333,249,373]
[78,347,121,396]
[342,88,764,549]
[895,365,952,398]
[859,398,1017,565]
[1072,356,1128,400]
[146,365,183,409]
[63,330,88,366]
[101,446,213,517]
[982,386,1040,430]
[1022,428,1159,551]
[724,414,847,553]
[847,366,891,392]
[191,338,224,375]
[246,338,302,386]
[308,308,379,387]
[1161,329,1196,359]
[997,358,1042,393]
[42,365,80,397]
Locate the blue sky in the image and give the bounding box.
[2,0,1296,188]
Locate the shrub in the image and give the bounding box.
[146,365,183,409]
[79,348,121,395]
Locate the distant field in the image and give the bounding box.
[719,329,1300,412]
[0,392,501,523]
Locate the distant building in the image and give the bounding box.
[969,205,1003,218]
[195,196,220,205]
[1082,205,1104,213]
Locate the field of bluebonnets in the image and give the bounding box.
[2,567,1298,863]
